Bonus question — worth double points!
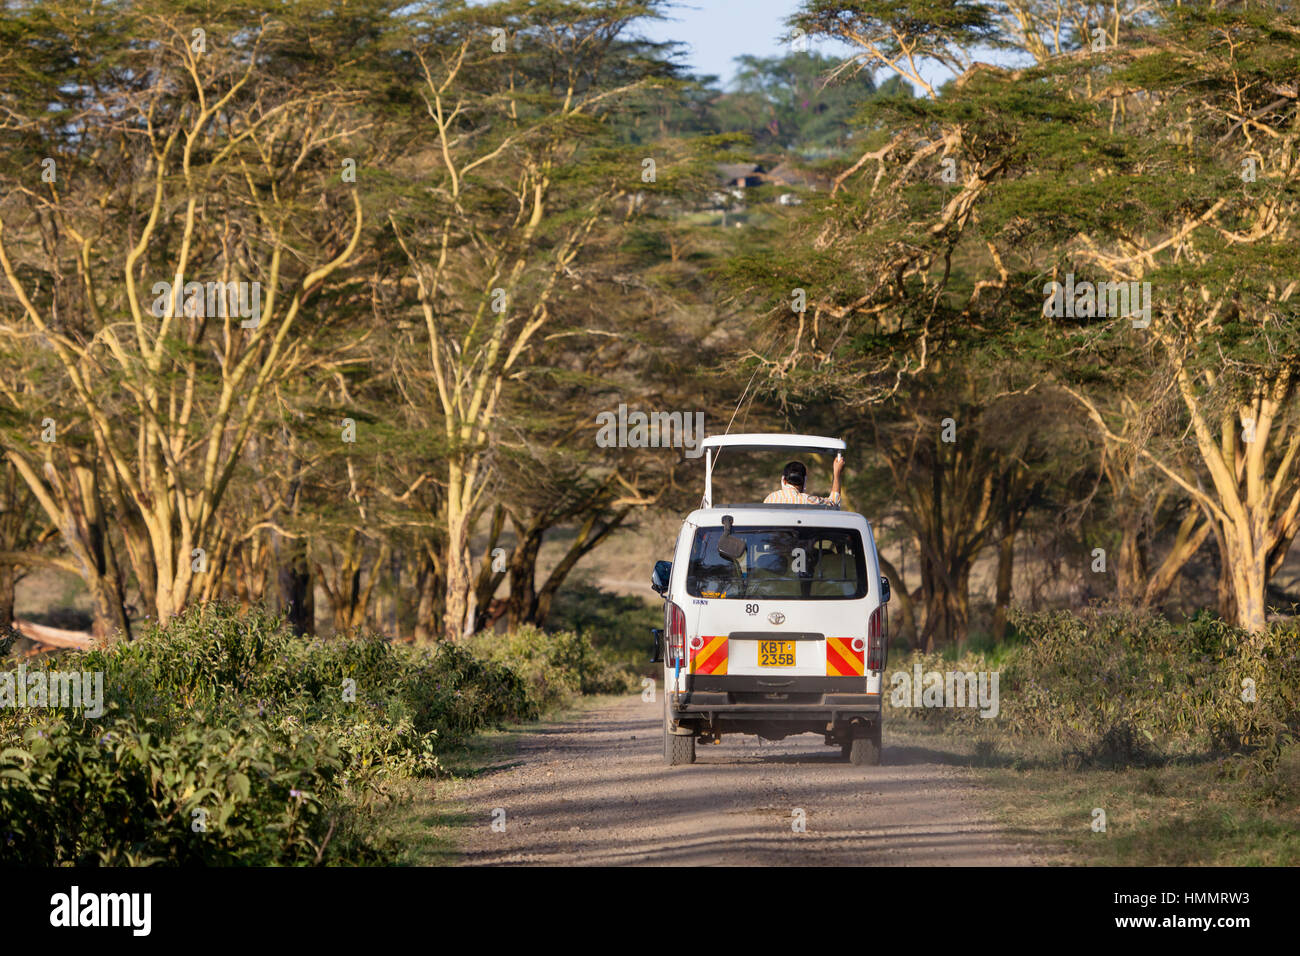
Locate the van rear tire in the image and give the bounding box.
[663,695,696,766]
[845,723,882,766]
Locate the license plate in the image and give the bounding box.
[758,640,795,667]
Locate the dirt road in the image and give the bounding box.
[449,694,1042,866]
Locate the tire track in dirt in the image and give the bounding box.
[447,695,1044,866]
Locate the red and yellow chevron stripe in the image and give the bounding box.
[691,635,728,675]
[825,636,864,677]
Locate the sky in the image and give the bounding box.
[630,1,1014,93]
[633,0,857,88]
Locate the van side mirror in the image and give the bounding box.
[651,560,672,595]
[880,575,891,603]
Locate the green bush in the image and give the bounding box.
[465,625,639,713]
[887,607,1300,769]
[1003,607,1299,756]
[0,604,532,865]
[545,581,661,669]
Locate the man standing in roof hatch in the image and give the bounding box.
[764,453,844,507]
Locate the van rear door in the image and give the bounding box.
[683,524,873,680]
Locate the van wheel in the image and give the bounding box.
[845,723,882,766]
[663,696,695,766]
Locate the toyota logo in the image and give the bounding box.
[767,611,785,625]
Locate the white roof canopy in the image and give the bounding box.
[700,433,845,454]
[701,433,846,507]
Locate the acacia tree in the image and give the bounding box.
[980,4,1300,632]
[1067,387,1212,610]
[780,0,1300,633]
[0,2,371,634]
[384,0,683,641]
[0,459,46,626]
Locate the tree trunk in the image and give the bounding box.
[1220,524,1269,632]
[531,510,630,628]
[0,561,16,629]
[89,575,133,642]
[414,545,444,645]
[442,491,474,641]
[917,554,944,652]
[992,519,1016,642]
[277,532,314,637]
[61,462,133,641]
[954,564,973,649]
[389,549,401,640]
[1140,511,1210,609]
[470,505,508,634]
[877,553,917,649]
[505,530,543,630]
[1115,514,1147,604]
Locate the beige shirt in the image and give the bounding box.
[763,484,840,507]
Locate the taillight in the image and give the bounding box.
[867,604,888,671]
[666,601,687,667]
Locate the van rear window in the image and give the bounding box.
[687,527,867,600]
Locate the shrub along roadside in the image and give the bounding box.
[888,607,1299,765]
[886,607,1299,863]
[464,625,641,715]
[0,605,532,865]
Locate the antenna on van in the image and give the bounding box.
[703,365,762,508]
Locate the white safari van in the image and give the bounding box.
[650,434,891,766]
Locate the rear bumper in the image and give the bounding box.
[672,692,881,720]
[687,674,870,694]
